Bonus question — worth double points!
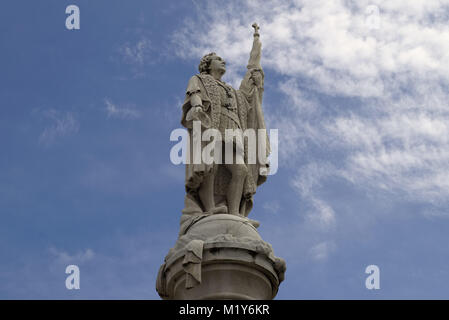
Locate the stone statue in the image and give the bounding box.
[180,23,270,221]
[157,24,285,300]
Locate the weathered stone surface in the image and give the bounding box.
[156,214,286,300]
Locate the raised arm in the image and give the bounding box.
[240,23,264,94]
[239,24,270,166]
[247,23,262,71]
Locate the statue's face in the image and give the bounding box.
[209,55,226,74]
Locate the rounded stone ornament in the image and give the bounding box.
[156,214,286,300]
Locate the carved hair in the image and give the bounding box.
[198,52,218,74]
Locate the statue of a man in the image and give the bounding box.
[180,24,270,224]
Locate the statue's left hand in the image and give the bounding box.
[252,71,263,87]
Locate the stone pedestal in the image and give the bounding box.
[156,214,286,300]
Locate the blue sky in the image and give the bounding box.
[1,0,449,299]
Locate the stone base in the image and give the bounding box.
[156,214,286,300]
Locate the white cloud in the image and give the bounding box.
[292,162,337,229]
[105,98,141,119]
[307,198,336,229]
[309,241,336,261]
[38,110,79,146]
[118,38,152,66]
[49,247,95,265]
[263,201,281,214]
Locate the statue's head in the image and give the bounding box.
[199,52,226,75]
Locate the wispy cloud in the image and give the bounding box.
[104,98,141,119]
[291,162,337,230]
[118,38,152,66]
[49,247,95,265]
[262,201,281,214]
[38,110,79,146]
[309,241,336,261]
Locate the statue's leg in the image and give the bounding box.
[225,144,248,215]
[198,172,215,212]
